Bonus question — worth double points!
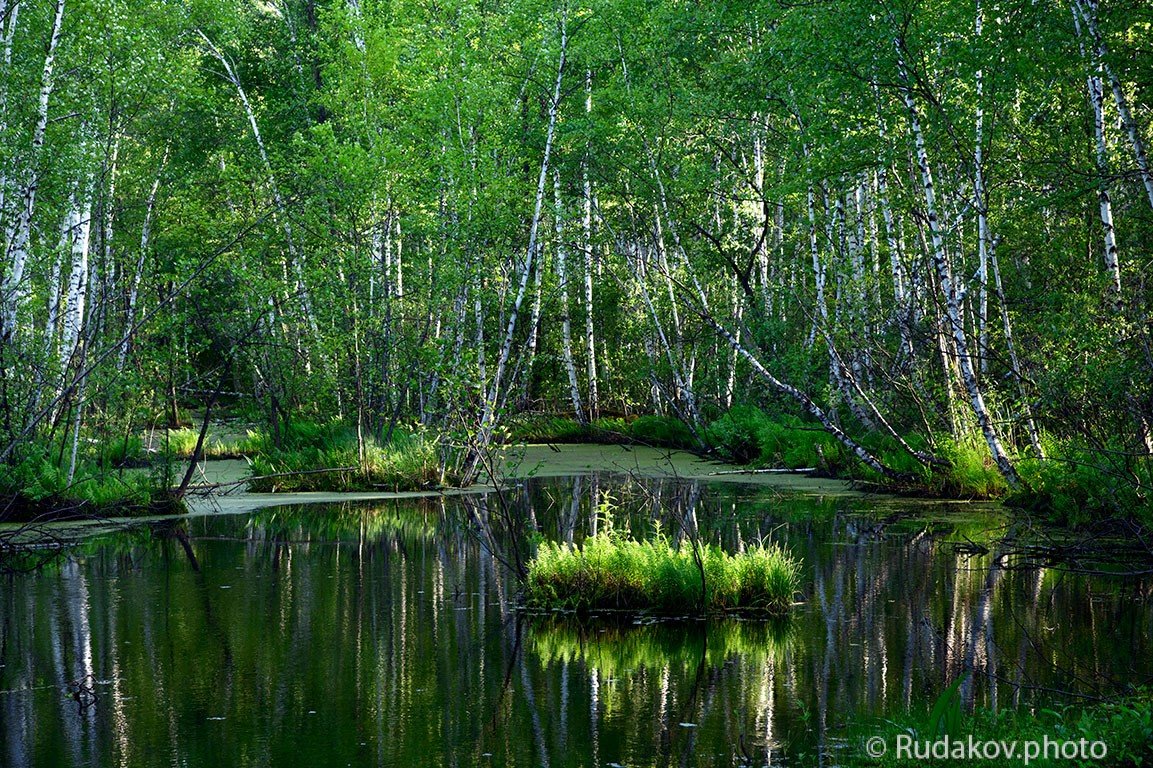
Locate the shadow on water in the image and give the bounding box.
[0,474,1151,767]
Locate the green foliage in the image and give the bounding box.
[0,451,179,521]
[929,437,1010,499]
[101,435,145,467]
[704,405,766,464]
[247,426,449,493]
[704,407,841,471]
[525,503,801,615]
[927,673,967,738]
[625,415,697,449]
[860,690,1153,767]
[507,414,689,448]
[1013,452,1152,526]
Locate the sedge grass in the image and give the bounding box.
[525,530,800,616]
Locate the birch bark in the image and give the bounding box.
[1070,9,1122,299]
[553,171,585,422]
[471,6,567,467]
[2,0,65,341]
[1074,0,1153,211]
[60,187,92,368]
[581,69,598,419]
[896,37,1020,487]
[119,159,165,370]
[974,0,990,373]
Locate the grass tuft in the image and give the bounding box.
[525,527,801,616]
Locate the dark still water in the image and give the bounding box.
[2,476,1151,767]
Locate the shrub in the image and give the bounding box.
[705,406,768,464]
[1012,451,1151,525]
[0,451,179,521]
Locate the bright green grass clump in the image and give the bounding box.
[525,529,801,615]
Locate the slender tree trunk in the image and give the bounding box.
[1070,9,1122,300]
[197,30,320,344]
[724,279,742,410]
[896,37,1020,487]
[60,188,92,369]
[1074,0,1153,211]
[521,243,543,407]
[119,159,164,370]
[989,236,1045,458]
[974,0,990,374]
[0,0,22,226]
[581,69,598,420]
[2,0,65,342]
[471,7,567,469]
[553,171,585,422]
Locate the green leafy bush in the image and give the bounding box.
[705,405,768,464]
[1013,451,1151,525]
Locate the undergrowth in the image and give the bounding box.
[509,413,697,448]
[855,687,1153,767]
[0,449,183,522]
[247,424,451,492]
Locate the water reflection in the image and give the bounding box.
[1,477,1151,767]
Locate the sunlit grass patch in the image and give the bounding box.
[525,528,801,615]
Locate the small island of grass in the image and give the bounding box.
[525,530,801,616]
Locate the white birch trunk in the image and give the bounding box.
[60,189,92,368]
[724,279,742,409]
[1074,0,1153,211]
[473,8,567,456]
[553,171,585,422]
[119,160,164,370]
[2,0,65,341]
[645,172,702,427]
[38,213,68,379]
[0,0,21,224]
[521,244,543,406]
[805,177,827,348]
[974,0,990,373]
[1070,8,1122,299]
[989,236,1045,458]
[197,30,320,341]
[581,72,598,420]
[896,37,1020,487]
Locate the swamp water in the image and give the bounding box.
[2,474,1151,767]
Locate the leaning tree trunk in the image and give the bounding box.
[469,6,568,475]
[896,36,1020,488]
[1074,0,1153,212]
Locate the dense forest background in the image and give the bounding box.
[0,0,1151,516]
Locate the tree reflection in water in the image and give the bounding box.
[1,475,1150,767]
